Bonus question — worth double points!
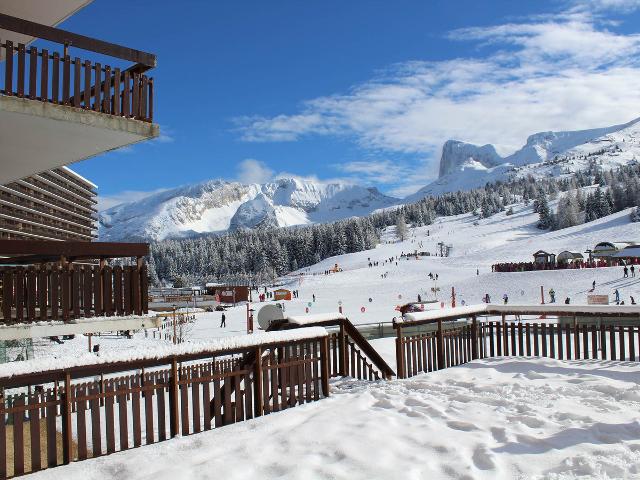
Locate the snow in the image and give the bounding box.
[0,328,327,379]
[31,356,640,480]
[286,312,346,325]
[402,304,640,322]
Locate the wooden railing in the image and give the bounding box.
[396,316,640,379]
[0,333,330,478]
[0,264,148,322]
[1,41,153,122]
[269,318,396,380]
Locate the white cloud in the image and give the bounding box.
[236,10,640,187]
[98,188,169,211]
[235,158,274,184]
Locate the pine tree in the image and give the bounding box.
[395,214,408,241]
[536,192,552,229]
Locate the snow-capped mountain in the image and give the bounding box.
[99,178,398,241]
[408,117,640,201]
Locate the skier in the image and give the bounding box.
[417,294,422,302]
[632,265,636,277]
[564,297,571,304]
[219,312,226,328]
[592,280,596,291]
[549,288,556,303]
[312,294,316,302]
[476,268,479,276]
[503,293,509,305]
[631,296,637,305]
[615,289,620,304]
[624,266,629,278]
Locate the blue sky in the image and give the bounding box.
[56,0,640,208]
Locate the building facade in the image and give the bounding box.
[0,166,97,241]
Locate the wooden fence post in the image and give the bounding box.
[395,325,405,379]
[320,337,330,397]
[437,319,444,370]
[338,322,347,376]
[254,346,263,417]
[169,358,179,437]
[61,373,73,464]
[471,316,478,360]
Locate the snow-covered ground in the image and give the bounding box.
[32,356,640,480]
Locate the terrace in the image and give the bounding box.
[0,10,158,184]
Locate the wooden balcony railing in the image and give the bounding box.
[0,263,148,323]
[1,41,153,122]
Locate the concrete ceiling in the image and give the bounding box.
[0,0,92,60]
[0,95,158,185]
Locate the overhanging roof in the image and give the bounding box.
[0,239,148,264]
[0,0,92,60]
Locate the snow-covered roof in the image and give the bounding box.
[400,303,640,323]
[0,328,328,380]
[287,312,346,325]
[612,247,640,258]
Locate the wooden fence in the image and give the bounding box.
[0,334,330,478]
[269,318,395,381]
[0,264,148,323]
[396,317,640,379]
[0,41,153,122]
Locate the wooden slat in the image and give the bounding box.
[213,374,223,427]
[51,52,60,103]
[40,49,49,101]
[180,370,189,435]
[203,369,212,429]
[76,385,88,460]
[132,73,140,118]
[62,54,70,104]
[123,70,130,116]
[103,65,111,113]
[2,269,12,322]
[15,268,24,322]
[17,43,25,97]
[38,267,48,321]
[83,267,93,317]
[103,265,113,316]
[50,268,59,320]
[105,380,115,454]
[131,377,142,448]
[29,393,41,472]
[113,67,121,116]
[123,267,132,315]
[13,396,24,476]
[4,40,14,94]
[93,63,101,111]
[46,392,57,468]
[28,46,37,99]
[83,59,91,108]
[90,384,102,457]
[73,57,81,106]
[156,373,167,441]
[118,382,129,451]
[144,373,155,444]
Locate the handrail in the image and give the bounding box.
[0,13,156,67]
[269,318,396,379]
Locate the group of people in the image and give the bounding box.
[623,265,636,278]
[492,259,617,273]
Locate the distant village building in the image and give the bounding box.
[533,250,555,265]
[592,241,638,259]
[556,251,584,265]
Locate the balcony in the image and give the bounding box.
[0,13,158,184]
[0,240,157,340]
